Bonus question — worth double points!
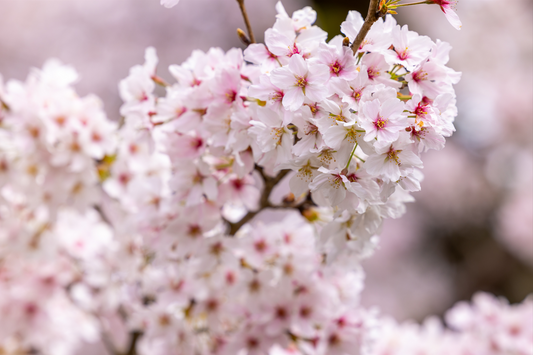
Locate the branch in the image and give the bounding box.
[350,0,385,54]
[94,204,112,225]
[227,166,290,235]
[1,99,9,112]
[236,0,256,44]
[100,331,119,355]
[115,331,142,355]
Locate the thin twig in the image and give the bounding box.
[350,0,384,54]
[94,204,112,225]
[236,0,256,44]
[227,167,290,235]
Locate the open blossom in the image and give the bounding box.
[328,70,370,111]
[361,53,401,88]
[315,42,358,81]
[360,98,407,144]
[405,60,449,99]
[270,54,330,111]
[365,133,423,182]
[384,25,433,71]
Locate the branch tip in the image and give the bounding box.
[237,28,251,46]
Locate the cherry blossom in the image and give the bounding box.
[269,54,330,111]
[0,2,525,355]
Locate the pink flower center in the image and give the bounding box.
[225,271,236,285]
[275,306,289,320]
[422,96,433,105]
[375,116,388,130]
[271,91,284,103]
[330,60,343,75]
[367,67,380,80]
[246,337,260,349]
[410,126,425,140]
[300,305,312,318]
[191,77,202,87]
[225,90,237,103]
[414,103,428,117]
[187,224,202,238]
[190,137,204,150]
[295,75,308,89]
[91,131,102,142]
[206,298,219,312]
[139,92,149,102]
[330,174,344,189]
[192,171,204,184]
[351,88,362,102]
[25,303,39,318]
[289,43,301,57]
[412,70,428,82]
[254,239,268,253]
[231,178,244,190]
[210,241,224,256]
[345,173,359,182]
[118,172,131,186]
[304,123,318,135]
[328,333,341,346]
[386,146,402,166]
[304,103,319,115]
[270,127,285,146]
[396,48,410,61]
[175,106,187,118]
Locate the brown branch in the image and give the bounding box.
[114,331,142,355]
[1,99,9,112]
[236,0,256,44]
[227,167,290,235]
[350,0,386,54]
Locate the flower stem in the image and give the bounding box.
[345,142,359,170]
[354,154,366,163]
[391,1,430,8]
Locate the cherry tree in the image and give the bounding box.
[0,0,531,354]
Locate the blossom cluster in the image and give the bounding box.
[0,2,530,355]
[0,62,115,354]
[271,292,533,355]
[114,3,462,267]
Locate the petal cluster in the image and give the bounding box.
[1,3,518,355]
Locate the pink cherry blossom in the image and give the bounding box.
[270,54,330,111]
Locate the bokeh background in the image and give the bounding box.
[0,0,531,324]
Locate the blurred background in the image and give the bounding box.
[0,0,531,323]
